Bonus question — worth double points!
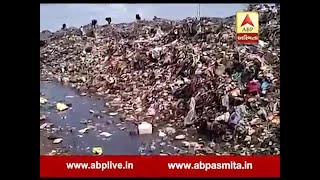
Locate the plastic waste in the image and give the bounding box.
[229,109,241,127]
[138,122,153,135]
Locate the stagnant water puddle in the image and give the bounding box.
[40,81,203,155]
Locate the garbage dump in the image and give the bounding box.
[40,4,280,155]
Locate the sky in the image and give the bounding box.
[40,4,247,32]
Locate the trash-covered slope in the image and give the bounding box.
[40,4,280,155]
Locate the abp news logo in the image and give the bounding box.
[236,11,259,44]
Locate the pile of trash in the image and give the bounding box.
[40,4,280,155]
[248,4,280,47]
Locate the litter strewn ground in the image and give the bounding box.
[40,4,280,155]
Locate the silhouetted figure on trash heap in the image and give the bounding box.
[136,14,141,21]
[105,17,112,25]
[61,23,66,30]
[91,19,97,28]
[79,26,85,36]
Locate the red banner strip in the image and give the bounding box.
[40,155,280,178]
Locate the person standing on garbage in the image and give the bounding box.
[79,26,85,36]
[91,19,97,28]
[153,16,158,21]
[136,14,141,21]
[105,17,111,25]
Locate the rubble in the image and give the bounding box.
[56,102,69,111]
[53,138,63,144]
[175,134,186,140]
[92,147,103,155]
[109,112,118,116]
[138,122,153,135]
[40,123,48,130]
[165,127,176,135]
[40,4,280,155]
[40,97,47,104]
[40,123,53,130]
[159,131,166,137]
[99,132,112,138]
[78,128,89,134]
[40,114,46,121]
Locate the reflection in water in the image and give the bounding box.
[40,81,172,155]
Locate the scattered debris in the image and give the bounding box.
[80,120,89,124]
[78,128,89,134]
[40,97,48,104]
[138,122,153,135]
[159,131,166,137]
[165,127,176,135]
[184,97,196,126]
[40,123,51,129]
[109,112,118,116]
[48,134,59,140]
[48,150,57,155]
[56,102,69,111]
[40,115,46,121]
[92,147,103,155]
[99,132,112,138]
[175,134,186,140]
[53,138,63,144]
[272,116,280,125]
[182,141,190,147]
